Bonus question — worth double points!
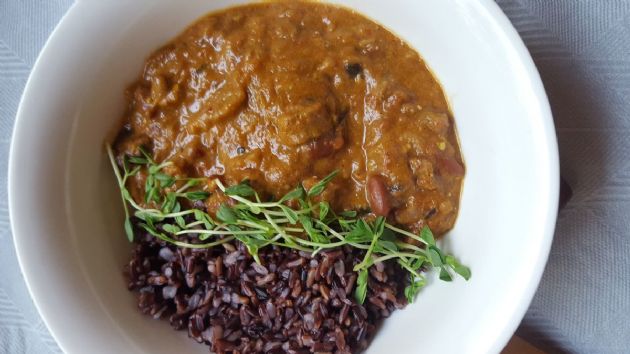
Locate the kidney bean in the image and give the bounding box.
[366,174,392,216]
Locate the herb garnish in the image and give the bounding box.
[107,145,470,303]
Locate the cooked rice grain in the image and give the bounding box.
[126,233,408,353]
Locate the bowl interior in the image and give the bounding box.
[10,1,558,353]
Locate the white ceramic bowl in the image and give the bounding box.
[9,1,558,353]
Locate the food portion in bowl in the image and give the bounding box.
[109,1,469,353]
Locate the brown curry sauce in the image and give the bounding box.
[114,1,464,235]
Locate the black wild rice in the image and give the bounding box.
[125,232,409,353]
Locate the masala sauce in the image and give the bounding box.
[114,1,464,235]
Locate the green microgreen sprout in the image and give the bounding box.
[107,144,470,304]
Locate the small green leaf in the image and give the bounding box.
[134,210,157,222]
[404,276,426,303]
[224,183,256,197]
[185,191,210,201]
[345,220,373,243]
[236,209,259,223]
[307,170,339,197]
[428,247,443,267]
[145,216,155,228]
[446,255,471,280]
[375,240,398,253]
[299,215,328,244]
[175,215,186,229]
[144,174,154,190]
[193,209,214,229]
[148,165,160,174]
[193,209,205,221]
[161,192,177,213]
[202,217,214,229]
[217,204,237,224]
[279,205,299,224]
[124,218,134,242]
[439,267,453,282]
[373,216,385,237]
[227,224,242,233]
[454,264,471,280]
[355,268,368,304]
[420,225,436,246]
[145,188,158,204]
[279,186,305,203]
[144,175,156,203]
[162,224,180,234]
[128,156,148,165]
[154,172,175,185]
[249,204,262,214]
[409,257,426,271]
[339,210,357,218]
[319,202,330,221]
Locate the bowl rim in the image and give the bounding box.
[9,1,559,353]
